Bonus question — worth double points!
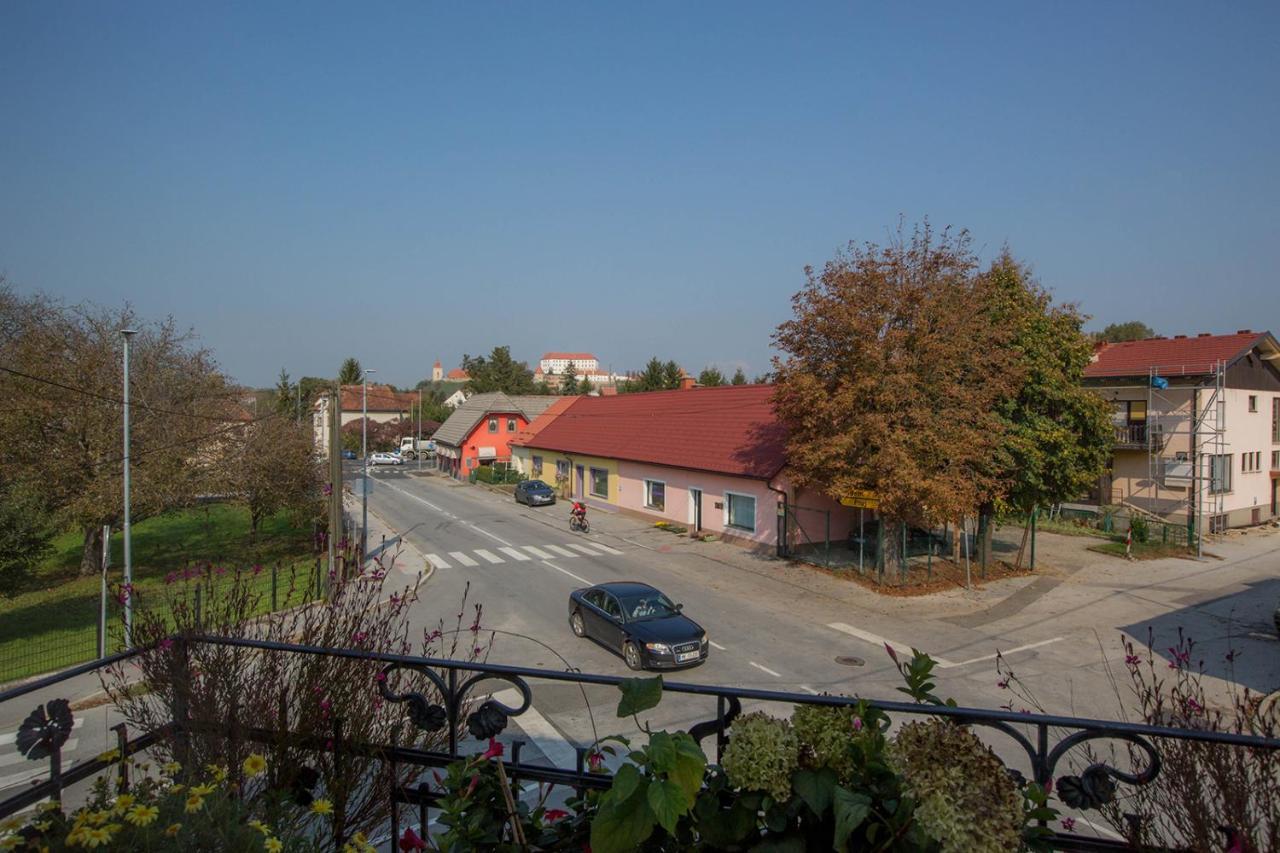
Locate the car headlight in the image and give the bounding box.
[701,634,709,646]
[644,642,671,654]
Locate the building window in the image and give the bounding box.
[488,418,498,433]
[590,467,609,498]
[507,417,517,432]
[725,491,756,532]
[1248,395,1258,413]
[1272,450,1279,470]
[532,456,543,476]
[1209,454,1232,494]
[1243,451,1262,473]
[555,460,569,483]
[1273,398,1279,442]
[644,479,665,511]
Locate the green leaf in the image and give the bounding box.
[792,767,837,816]
[611,762,642,803]
[647,730,677,773]
[617,675,664,717]
[832,786,872,852]
[591,781,656,853]
[668,734,707,803]
[646,778,688,834]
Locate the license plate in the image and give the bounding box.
[676,651,699,663]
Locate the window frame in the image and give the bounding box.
[507,417,518,432]
[1248,395,1258,413]
[589,467,609,499]
[1209,454,1233,494]
[643,479,666,511]
[724,490,757,533]
[532,455,543,476]
[487,417,498,433]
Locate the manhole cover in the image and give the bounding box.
[834,656,865,667]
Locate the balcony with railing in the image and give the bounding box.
[2,637,1277,852]
[1113,422,1147,449]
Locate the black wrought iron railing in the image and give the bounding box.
[3,637,1277,851]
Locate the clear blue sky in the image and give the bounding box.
[2,2,1276,388]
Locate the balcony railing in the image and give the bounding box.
[1113,423,1147,448]
[3,637,1278,851]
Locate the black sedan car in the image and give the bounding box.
[568,581,708,670]
[514,479,556,506]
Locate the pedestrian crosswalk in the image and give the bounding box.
[425,541,623,570]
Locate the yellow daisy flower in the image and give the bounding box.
[242,753,268,778]
[248,819,271,835]
[112,793,135,814]
[125,804,160,827]
[0,837,20,852]
[184,794,205,814]
[169,783,185,794]
[264,838,283,853]
[190,783,216,797]
[0,816,21,832]
[309,797,334,816]
[162,761,182,775]
[82,826,111,848]
[164,822,182,837]
[205,764,228,783]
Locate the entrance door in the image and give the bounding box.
[689,488,703,531]
[575,465,584,499]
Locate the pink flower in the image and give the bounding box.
[398,827,427,851]
[351,631,368,644]
[158,638,174,652]
[997,678,1010,690]
[1184,697,1204,715]
[473,646,484,656]
[1061,817,1076,832]
[465,775,479,797]
[1125,654,1141,666]
[483,738,504,760]
[389,593,402,607]
[544,808,569,822]
[586,751,603,770]
[375,672,387,684]
[851,716,863,732]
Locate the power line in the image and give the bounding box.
[0,364,256,423]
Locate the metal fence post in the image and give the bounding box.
[194,585,202,628]
[271,563,278,611]
[1030,507,1037,570]
[99,525,110,659]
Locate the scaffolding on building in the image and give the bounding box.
[1144,360,1227,557]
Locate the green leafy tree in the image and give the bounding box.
[662,361,682,390]
[272,367,298,418]
[985,252,1114,566]
[560,361,580,395]
[636,357,667,391]
[731,368,748,385]
[338,357,363,385]
[297,376,331,412]
[772,223,1019,563]
[533,379,553,395]
[1097,321,1155,342]
[225,417,322,534]
[752,373,770,384]
[579,376,594,395]
[0,477,53,594]
[698,367,726,387]
[0,285,233,575]
[462,346,535,394]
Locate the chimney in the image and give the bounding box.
[1237,329,1253,335]
[1198,332,1212,337]
[679,376,697,391]
[1173,334,1186,339]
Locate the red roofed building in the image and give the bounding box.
[312,384,421,453]
[1084,330,1280,531]
[446,367,470,381]
[511,385,854,551]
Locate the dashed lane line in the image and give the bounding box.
[749,661,782,678]
[499,547,532,562]
[708,641,727,651]
[474,549,505,564]
[942,637,1064,669]
[542,560,592,586]
[827,622,957,668]
[448,551,479,567]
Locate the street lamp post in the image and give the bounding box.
[417,388,422,472]
[120,328,137,648]
[361,369,375,561]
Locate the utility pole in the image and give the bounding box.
[417,388,422,472]
[328,390,343,586]
[361,369,375,561]
[119,328,137,648]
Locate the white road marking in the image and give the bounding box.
[499,547,532,562]
[566,543,600,556]
[541,560,592,586]
[0,765,47,790]
[544,545,578,558]
[939,637,1064,669]
[749,661,782,678]
[448,551,479,567]
[0,718,84,747]
[827,622,956,667]
[474,549,505,564]
[425,554,451,570]
[708,641,727,651]
[799,686,820,695]
[588,542,623,554]
[465,523,513,547]
[0,740,78,767]
[522,545,553,559]
[493,689,579,769]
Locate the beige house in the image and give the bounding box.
[311,384,418,454]
[1084,330,1280,531]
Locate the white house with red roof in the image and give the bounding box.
[1084,329,1280,531]
[539,352,598,375]
[311,384,420,453]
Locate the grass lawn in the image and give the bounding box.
[0,504,320,684]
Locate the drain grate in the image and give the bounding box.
[834,655,865,667]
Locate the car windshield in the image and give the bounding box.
[527,480,548,489]
[617,592,679,621]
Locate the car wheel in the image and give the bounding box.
[624,642,643,671]
[570,610,586,638]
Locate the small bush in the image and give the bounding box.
[1129,514,1149,544]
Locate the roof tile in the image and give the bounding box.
[1085,332,1270,378]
